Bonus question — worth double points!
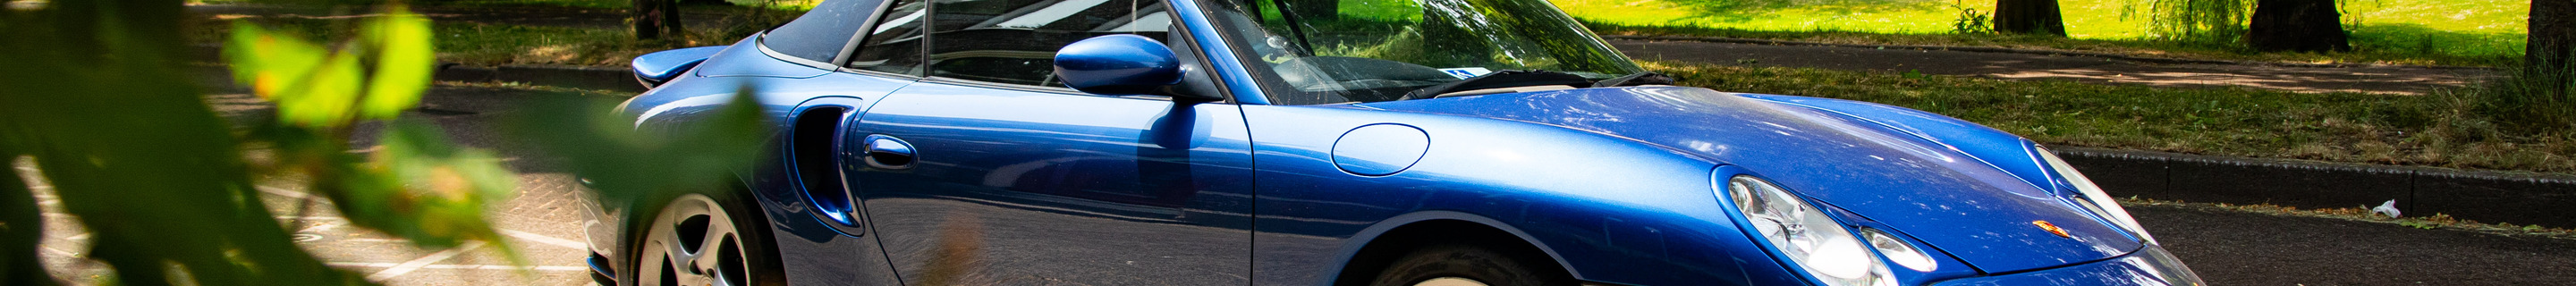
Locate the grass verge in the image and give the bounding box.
[1558,0,2527,67]
[1591,22,2521,66]
[2121,198,2576,240]
[1644,60,2576,174]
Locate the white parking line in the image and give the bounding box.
[38,245,78,257]
[255,185,317,200]
[274,215,346,221]
[327,262,589,272]
[298,221,348,232]
[499,229,587,249]
[366,240,486,281]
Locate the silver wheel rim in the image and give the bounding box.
[638,194,750,286]
[1415,277,1489,286]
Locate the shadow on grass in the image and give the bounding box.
[1660,0,1945,21]
[1586,20,2528,67]
[2346,23,2524,65]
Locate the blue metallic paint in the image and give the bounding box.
[851,81,1258,284]
[1053,35,1186,95]
[589,0,2201,284]
[631,46,725,85]
[1737,94,2056,195]
[1239,103,1780,285]
[1353,87,2142,274]
[1328,123,1430,176]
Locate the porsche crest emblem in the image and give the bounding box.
[2031,220,2072,238]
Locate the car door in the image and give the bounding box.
[843,0,1258,283]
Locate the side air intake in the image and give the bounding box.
[790,106,860,227]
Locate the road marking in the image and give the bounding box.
[328,262,588,272]
[38,245,78,257]
[256,185,317,200]
[366,240,486,281]
[274,215,345,221]
[297,221,347,232]
[500,229,587,249]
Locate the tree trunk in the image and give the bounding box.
[633,0,683,39]
[1993,0,2067,37]
[1287,0,1337,21]
[2533,0,2575,71]
[2247,0,2349,52]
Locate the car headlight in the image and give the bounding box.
[1725,175,1899,286]
[2035,147,2157,243]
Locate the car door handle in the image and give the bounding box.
[862,134,916,170]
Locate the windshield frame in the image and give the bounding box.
[1189,0,1644,105]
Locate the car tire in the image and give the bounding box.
[1366,244,1575,286]
[624,191,787,286]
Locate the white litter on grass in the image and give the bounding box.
[2372,199,2402,218]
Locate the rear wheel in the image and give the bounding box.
[631,193,784,286]
[1366,244,1574,286]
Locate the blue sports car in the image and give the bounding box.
[586,0,2206,285]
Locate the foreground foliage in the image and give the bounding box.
[1646,61,2576,174]
[1,2,763,284]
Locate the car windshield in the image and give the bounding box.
[1198,0,1644,105]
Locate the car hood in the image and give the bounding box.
[1353,86,2141,273]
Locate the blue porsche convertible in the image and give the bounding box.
[585,0,2205,285]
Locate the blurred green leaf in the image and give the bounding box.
[227,21,367,127]
[0,139,46,286]
[301,120,527,264]
[360,6,435,120]
[511,86,768,209]
[225,21,328,100]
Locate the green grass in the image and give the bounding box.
[1558,0,2529,66]
[1645,60,2576,174]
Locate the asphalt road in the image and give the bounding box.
[27,84,2576,285]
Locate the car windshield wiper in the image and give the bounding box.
[1593,72,1675,87]
[1396,70,1595,100]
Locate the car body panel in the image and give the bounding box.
[1738,94,2056,195]
[1239,104,1791,285]
[589,0,2199,284]
[1351,87,2143,273]
[847,81,1258,284]
[691,39,833,79]
[631,46,725,84]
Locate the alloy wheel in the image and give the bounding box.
[637,194,751,286]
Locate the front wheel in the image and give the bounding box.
[1367,244,1575,286]
[630,193,784,286]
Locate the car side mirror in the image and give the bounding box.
[1054,35,1212,100]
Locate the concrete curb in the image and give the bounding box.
[1603,35,2499,71]
[434,63,644,93]
[2055,147,2576,228]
